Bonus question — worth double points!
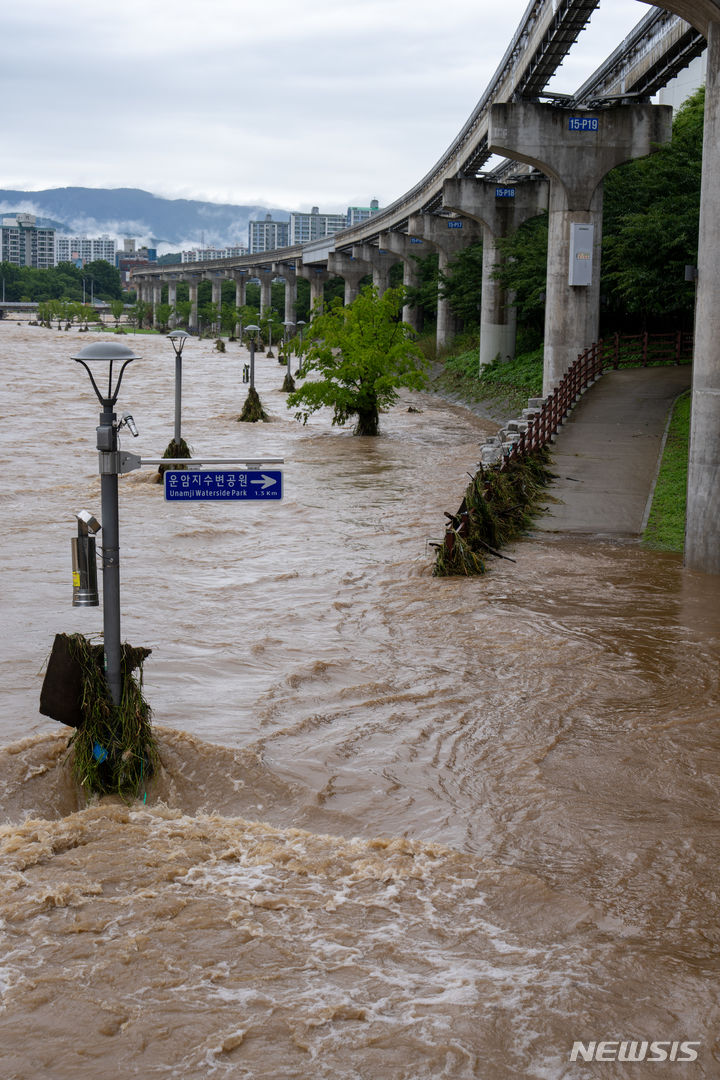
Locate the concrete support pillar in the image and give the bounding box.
[480,229,517,365]
[443,177,548,367]
[234,274,246,310]
[298,265,330,315]
[284,275,297,323]
[272,264,298,324]
[352,244,397,296]
[259,273,272,315]
[436,249,455,349]
[310,271,327,313]
[407,213,482,351]
[168,280,177,328]
[152,282,162,328]
[685,17,720,573]
[188,281,198,332]
[489,102,672,393]
[211,276,223,310]
[378,231,426,331]
[328,252,367,305]
[205,274,223,333]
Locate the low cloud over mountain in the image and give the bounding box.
[0,187,289,251]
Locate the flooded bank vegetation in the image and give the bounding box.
[48,634,158,800]
[433,450,553,576]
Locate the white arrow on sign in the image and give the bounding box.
[250,474,278,490]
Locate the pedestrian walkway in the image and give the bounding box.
[535,366,692,537]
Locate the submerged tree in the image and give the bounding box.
[286,285,428,436]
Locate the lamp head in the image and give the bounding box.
[72,341,141,407]
[168,329,190,358]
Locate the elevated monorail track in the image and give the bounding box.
[133,2,706,279]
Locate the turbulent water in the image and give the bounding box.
[1,320,719,1078]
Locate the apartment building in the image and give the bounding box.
[346,199,381,227]
[180,246,247,263]
[1,214,55,268]
[289,207,347,246]
[55,234,116,265]
[248,214,290,254]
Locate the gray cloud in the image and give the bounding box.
[3,0,645,209]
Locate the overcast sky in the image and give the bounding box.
[5,0,650,212]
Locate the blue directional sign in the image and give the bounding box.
[164,469,283,501]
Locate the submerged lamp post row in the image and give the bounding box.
[71,338,285,711]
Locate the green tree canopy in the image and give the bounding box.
[403,251,439,325]
[286,285,428,436]
[601,86,703,328]
[440,241,484,327]
[82,260,123,300]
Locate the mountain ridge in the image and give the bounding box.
[0,187,290,250]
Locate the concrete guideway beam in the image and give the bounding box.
[443,177,549,368]
[489,102,672,394]
[407,213,483,350]
[328,251,369,306]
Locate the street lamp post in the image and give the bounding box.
[72,341,141,707]
[244,324,260,390]
[295,320,306,373]
[282,320,295,372]
[168,330,190,445]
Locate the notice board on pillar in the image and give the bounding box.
[569,223,594,286]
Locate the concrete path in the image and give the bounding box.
[535,366,692,537]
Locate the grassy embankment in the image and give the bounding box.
[430,337,690,556]
[431,336,543,413]
[642,390,690,552]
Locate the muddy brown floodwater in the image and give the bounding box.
[1,321,719,1079]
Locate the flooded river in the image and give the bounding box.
[1,320,719,1078]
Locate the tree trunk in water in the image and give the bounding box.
[354,405,379,436]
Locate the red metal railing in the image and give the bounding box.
[605,329,692,369]
[437,332,693,568]
[503,341,604,467]
[503,331,692,468]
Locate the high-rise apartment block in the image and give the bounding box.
[346,199,381,227]
[55,234,116,265]
[248,201,382,253]
[180,246,247,263]
[248,214,290,254]
[1,214,55,268]
[289,207,347,246]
